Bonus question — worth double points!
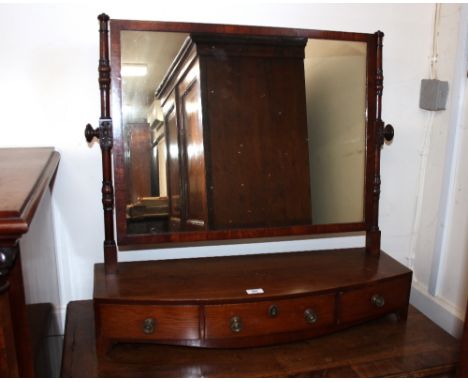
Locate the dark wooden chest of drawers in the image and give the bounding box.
[93,248,411,354]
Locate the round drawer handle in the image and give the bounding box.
[304,308,318,324]
[230,316,243,333]
[371,294,385,308]
[268,304,279,318]
[143,317,156,334]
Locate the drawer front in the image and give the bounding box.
[204,294,335,339]
[98,304,200,341]
[340,276,410,323]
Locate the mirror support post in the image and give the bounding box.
[98,13,118,273]
[366,31,384,256]
[84,13,118,274]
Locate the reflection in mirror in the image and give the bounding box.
[305,40,366,225]
[120,30,366,235]
[122,31,187,234]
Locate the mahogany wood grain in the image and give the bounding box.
[97,304,200,342]
[7,253,34,377]
[61,301,459,378]
[93,14,405,364]
[109,19,377,250]
[340,275,411,323]
[365,31,383,255]
[156,34,312,233]
[27,303,53,378]
[94,248,410,303]
[127,122,152,204]
[177,59,207,230]
[118,222,367,249]
[97,14,118,274]
[111,19,376,43]
[201,36,311,230]
[0,293,18,377]
[93,248,411,351]
[204,293,335,339]
[162,95,182,226]
[0,148,60,238]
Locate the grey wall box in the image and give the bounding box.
[419,79,449,111]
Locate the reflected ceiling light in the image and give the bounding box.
[121,63,148,77]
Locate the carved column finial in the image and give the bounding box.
[98,13,110,22]
[375,31,394,149]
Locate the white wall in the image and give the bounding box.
[409,4,468,337]
[20,189,61,334]
[0,3,466,335]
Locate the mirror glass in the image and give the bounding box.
[120,30,366,235]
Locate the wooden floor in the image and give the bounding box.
[61,300,459,377]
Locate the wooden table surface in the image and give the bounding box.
[61,300,459,377]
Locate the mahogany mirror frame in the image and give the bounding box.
[89,15,390,264]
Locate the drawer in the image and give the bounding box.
[98,304,200,341]
[340,276,411,324]
[204,294,335,339]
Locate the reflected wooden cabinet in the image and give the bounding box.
[157,34,312,231]
[162,94,183,229]
[160,56,207,231]
[126,122,152,204]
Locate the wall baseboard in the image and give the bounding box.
[410,282,464,338]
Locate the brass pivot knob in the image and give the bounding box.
[304,308,318,324]
[230,316,243,333]
[371,294,385,308]
[143,317,156,334]
[383,124,394,142]
[85,123,100,143]
[268,304,279,318]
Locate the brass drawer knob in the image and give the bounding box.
[230,316,243,333]
[268,304,279,318]
[304,308,318,324]
[143,317,156,334]
[371,294,385,308]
